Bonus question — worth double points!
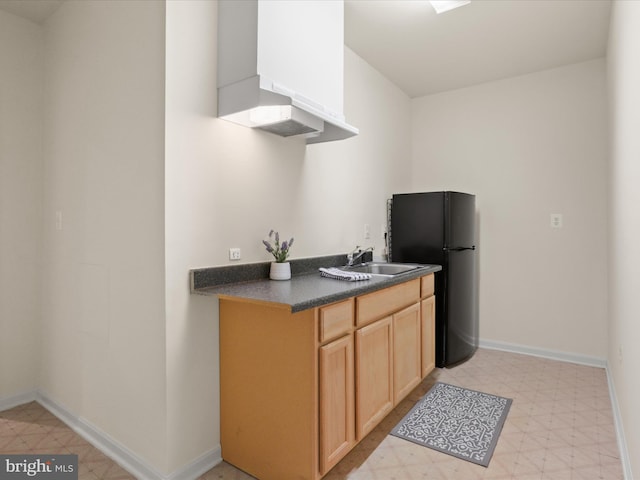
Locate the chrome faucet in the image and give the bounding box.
[347,246,374,267]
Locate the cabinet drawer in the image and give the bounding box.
[356,279,420,327]
[421,274,435,298]
[319,299,354,343]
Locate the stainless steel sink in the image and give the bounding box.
[339,262,421,277]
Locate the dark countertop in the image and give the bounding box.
[191,255,441,312]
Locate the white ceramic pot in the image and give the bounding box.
[270,262,291,281]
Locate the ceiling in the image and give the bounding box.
[345,0,612,98]
[0,0,612,99]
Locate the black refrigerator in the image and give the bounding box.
[390,191,478,368]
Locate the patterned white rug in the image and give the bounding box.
[391,382,512,467]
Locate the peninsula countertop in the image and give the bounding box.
[191,255,441,312]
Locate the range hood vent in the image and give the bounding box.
[217,0,358,144]
[255,110,321,137]
[259,118,318,138]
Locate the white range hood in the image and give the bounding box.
[217,0,358,144]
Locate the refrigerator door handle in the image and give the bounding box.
[445,246,476,251]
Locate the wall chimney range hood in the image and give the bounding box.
[217,0,358,144]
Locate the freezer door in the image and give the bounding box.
[390,192,445,264]
[443,248,478,366]
[445,192,476,248]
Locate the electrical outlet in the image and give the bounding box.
[550,213,563,228]
[364,224,371,239]
[229,248,241,261]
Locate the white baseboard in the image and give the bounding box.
[37,392,168,479]
[0,390,37,412]
[479,338,633,480]
[165,446,222,480]
[479,338,607,368]
[2,390,222,480]
[605,368,634,480]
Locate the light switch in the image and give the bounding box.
[55,211,63,231]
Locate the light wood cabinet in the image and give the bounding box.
[218,273,436,480]
[353,278,429,439]
[393,302,422,404]
[420,274,436,378]
[356,279,420,327]
[318,298,355,474]
[219,301,318,480]
[354,316,393,440]
[421,295,436,378]
[319,298,353,343]
[319,333,355,474]
[421,273,435,298]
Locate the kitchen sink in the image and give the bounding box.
[339,262,422,276]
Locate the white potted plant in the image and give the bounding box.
[262,230,294,280]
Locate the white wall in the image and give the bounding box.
[411,60,609,360]
[165,1,220,472]
[164,1,411,471]
[7,0,625,476]
[607,1,640,476]
[40,0,168,471]
[0,11,42,401]
[1,0,411,474]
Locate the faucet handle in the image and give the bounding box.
[347,246,374,266]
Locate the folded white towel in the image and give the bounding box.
[319,267,372,282]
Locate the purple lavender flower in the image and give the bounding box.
[263,229,294,263]
[262,239,274,253]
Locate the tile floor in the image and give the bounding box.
[0,402,132,479]
[0,349,624,480]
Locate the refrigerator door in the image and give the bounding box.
[443,249,478,366]
[442,192,477,366]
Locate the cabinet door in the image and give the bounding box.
[319,334,355,474]
[421,296,436,378]
[355,316,393,440]
[393,303,422,404]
